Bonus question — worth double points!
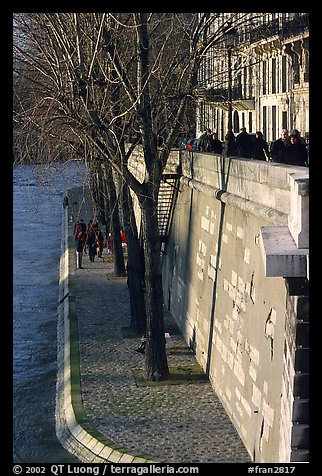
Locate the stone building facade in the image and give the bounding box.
[196,13,309,145]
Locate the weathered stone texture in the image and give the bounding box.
[162,151,309,462]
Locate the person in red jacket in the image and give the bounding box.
[76,229,86,269]
[73,219,86,241]
[120,228,126,248]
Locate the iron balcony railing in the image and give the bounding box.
[280,14,309,40]
[204,85,254,103]
[234,14,309,47]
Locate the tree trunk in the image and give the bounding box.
[101,160,126,277]
[122,185,146,335]
[140,194,169,381]
[89,161,101,218]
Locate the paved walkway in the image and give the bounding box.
[58,187,251,464]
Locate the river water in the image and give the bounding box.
[13,161,88,463]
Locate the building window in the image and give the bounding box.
[248,65,253,97]
[215,109,219,135]
[205,104,211,131]
[233,111,239,134]
[272,106,277,141]
[199,102,204,132]
[236,61,242,98]
[271,58,276,94]
[282,56,287,93]
[262,61,267,95]
[221,110,224,141]
[304,50,309,82]
[248,112,253,133]
[263,106,267,139]
[243,66,247,98]
[282,111,287,130]
[276,57,279,94]
[293,52,300,85]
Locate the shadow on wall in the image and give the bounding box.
[180,170,196,346]
[206,156,232,376]
[166,152,233,367]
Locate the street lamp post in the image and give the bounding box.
[227,45,233,134]
[226,24,236,135]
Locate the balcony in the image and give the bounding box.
[248,18,280,44]
[281,14,309,40]
[202,86,255,111]
[234,14,309,47]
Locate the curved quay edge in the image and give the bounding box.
[55,202,164,464]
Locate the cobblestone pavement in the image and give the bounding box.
[67,188,251,464]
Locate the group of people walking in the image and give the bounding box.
[186,127,308,167]
[269,129,308,166]
[73,219,105,269]
[73,219,127,269]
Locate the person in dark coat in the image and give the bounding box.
[196,129,214,152]
[223,132,238,157]
[96,230,105,258]
[253,131,270,161]
[73,219,85,242]
[76,229,86,269]
[270,129,290,163]
[285,130,308,166]
[236,127,252,158]
[212,132,223,154]
[86,229,97,262]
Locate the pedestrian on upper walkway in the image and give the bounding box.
[196,128,214,153]
[223,132,237,157]
[185,137,196,151]
[212,132,223,154]
[270,129,290,163]
[236,127,252,159]
[292,129,307,146]
[286,130,308,167]
[253,131,270,161]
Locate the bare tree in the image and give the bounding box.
[14,12,263,380]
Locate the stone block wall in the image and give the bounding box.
[161,151,309,462]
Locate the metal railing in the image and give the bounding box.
[234,14,309,47]
[203,85,254,103]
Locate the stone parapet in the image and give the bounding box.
[181,150,307,216]
[288,172,309,249]
[180,151,309,279]
[259,227,308,278]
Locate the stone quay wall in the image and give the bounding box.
[158,150,309,463]
[128,147,309,463]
